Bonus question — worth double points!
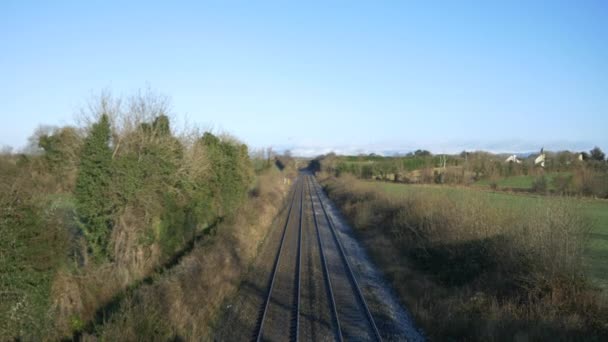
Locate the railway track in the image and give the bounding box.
[254,174,381,341]
[255,176,304,341]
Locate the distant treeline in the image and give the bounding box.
[310,148,608,198]
[0,91,288,339]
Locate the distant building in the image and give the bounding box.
[534,148,546,167]
[505,155,521,164]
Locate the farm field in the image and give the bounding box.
[374,181,608,292]
[473,172,568,190]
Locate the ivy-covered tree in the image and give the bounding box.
[201,132,252,217]
[37,126,83,191]
[75,114,114,261]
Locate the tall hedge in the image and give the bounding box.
[74,114,114,261]
[0,159,68,339]
[201,133,252,217]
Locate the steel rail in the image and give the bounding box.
[305,175,344,342]
[256,177,301,342]
[294,176,303,341]
[310,178,383,342]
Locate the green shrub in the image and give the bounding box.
[552,174,573,195]
[0,160,68,340]
[75,114,115,262]
[532,175,548,193]
[157,193,191,256]
[37,126,83,191]
[361,164,374,179]
[201,133,252,217]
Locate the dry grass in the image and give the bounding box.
[321,174,608,340]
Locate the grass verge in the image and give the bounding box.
[321,174,608,340]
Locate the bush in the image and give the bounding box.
[532,175,548,193]
[201,132,253,217]
[590,146,605,161]
[361,164,374,179]
[573,168,608,198]
[37,126,83,192]
[552,174,573,195]
[0,159,69,340]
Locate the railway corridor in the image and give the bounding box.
[257,174,381,341]
[216,172,423,342]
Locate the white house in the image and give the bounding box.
[505,155,521,164]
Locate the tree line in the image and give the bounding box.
[310,147,608,198]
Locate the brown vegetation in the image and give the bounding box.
[320,174,608,340]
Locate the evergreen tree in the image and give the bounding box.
[200,132,251,217]
[590,146,605,161]
[75,114,114,261]
[152,115,171,136]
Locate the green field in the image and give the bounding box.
[474,172,568,190]
[374,182,608,292]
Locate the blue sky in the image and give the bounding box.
[1,1,607,155]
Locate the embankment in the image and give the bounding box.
[88,168,291,340]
